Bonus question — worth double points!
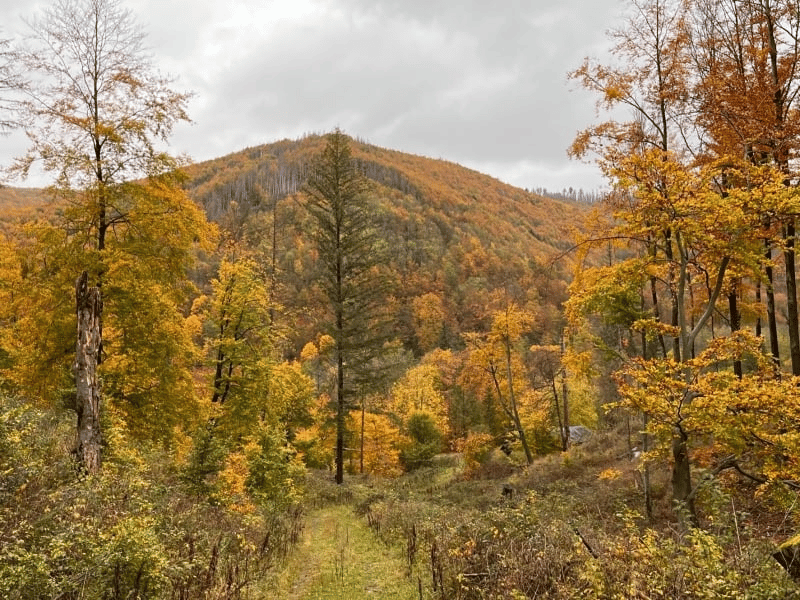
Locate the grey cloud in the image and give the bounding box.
[1,0,624,192]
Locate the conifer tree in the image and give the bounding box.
[303,129,391,484]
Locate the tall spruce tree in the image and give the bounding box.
[303,129,391,484]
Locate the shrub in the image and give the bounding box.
[400,412,443,471]
[246,426,306,509]
[454,432,495,478]
[0,395,303,599]
[181,424,228,499]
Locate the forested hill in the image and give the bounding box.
[184,135,584,257]
[182,134,587,353]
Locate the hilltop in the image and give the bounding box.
[181,134,587,353]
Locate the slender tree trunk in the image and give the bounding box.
[335,341,345,484]
[664,229,681,360]
[670,239,728,526]
[786,220,800,375]
[728,280,742,379]
[503,344,533,465]
[360,397,365,474]
[642,413,653,521]
[672,422,697,527]
[756,278,762,339]
[765,240,781,368]
[269,194,278,327]
[640,327,653,521]
[561,333,570,449]
[552,378,566,451]
[73,271,103,474]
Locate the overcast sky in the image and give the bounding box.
[1,0,625,193]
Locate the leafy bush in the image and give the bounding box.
[0,396,303,599]
[578,510,798,599]
[246,426,306,509]
[400,412,443,471]
[453,432,495,477]
[181,423,229,499]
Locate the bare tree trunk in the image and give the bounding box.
[335,338,345,484]
[728,281,742,379]
[672,425,697,528]
[73,271,103,474]
[552,378,567,451]
[640,328,653,521]
[561,333,569,449]
[503,344,533,465]
[786,220,800,375]
[642,413,653,521]
[360,396,365,474]
[765,240,781,369]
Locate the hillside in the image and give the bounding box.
[3,137,800,600]
[0,135,587,355]
[182,134,587,353]
[0,185,50,233]
[184,135,584,258]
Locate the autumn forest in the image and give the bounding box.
[2,0,800,598]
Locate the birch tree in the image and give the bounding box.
[3,0,209,470]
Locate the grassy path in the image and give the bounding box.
[268,504,420,600]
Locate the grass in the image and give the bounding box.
[260,435,800,599]
[265,504,420,600]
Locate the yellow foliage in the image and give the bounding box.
[216,447,256,513]
[389,363,449,435]
[300,341,319,361]
[454,432,495,477]
[347,410,403,477]
[317,334,335,354]
[598,468,622,481]
[412,292,445,352]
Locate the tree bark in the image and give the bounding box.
[671,424,697,528]
[765,227,781,369]
[335,344,345,484]
[73,271,103,474]
[360,396,365,475]
[728,281,742,379]
[561,334,569,450]
[786,220,800,375]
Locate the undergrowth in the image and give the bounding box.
[0,396,303,599]
[340,430,800,599]
[4,393,800,599]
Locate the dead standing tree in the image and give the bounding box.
[73,271,102,474]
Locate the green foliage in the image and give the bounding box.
[181,424,229,499]
[352,450,800,600]
[400,411,443,471]
[303,129,394,483]
[578,510,797,599]
[245,427,306,510]
[181,132,576,363]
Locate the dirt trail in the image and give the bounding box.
[270,504,419,600]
